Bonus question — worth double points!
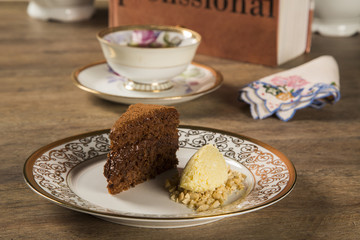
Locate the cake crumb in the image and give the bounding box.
[165,169,246,212]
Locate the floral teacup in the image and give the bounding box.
[97,25,201,92]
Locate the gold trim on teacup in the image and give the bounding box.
[97,25,201,49]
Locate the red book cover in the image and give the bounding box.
[109,0,311,66]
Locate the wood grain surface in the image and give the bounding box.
[1,1,359,240]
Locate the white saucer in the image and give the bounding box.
[72,61,223,105]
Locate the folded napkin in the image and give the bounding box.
[239,56,340,121]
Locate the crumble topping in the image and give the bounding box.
[165,169,245,212]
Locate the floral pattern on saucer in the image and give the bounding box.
[106,65,206,94]
[73,61,222,105]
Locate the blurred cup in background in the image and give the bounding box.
[27,0,95,22]
[312,0,360,37]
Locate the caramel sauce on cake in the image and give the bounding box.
[104,103,179,194]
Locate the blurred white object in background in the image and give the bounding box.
[27,0,95,22]
[312,0,360,37]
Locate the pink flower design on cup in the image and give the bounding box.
[131,30,160,46]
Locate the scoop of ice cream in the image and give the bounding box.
[180,144,228,192]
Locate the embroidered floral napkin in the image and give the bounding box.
[239,56,340,121]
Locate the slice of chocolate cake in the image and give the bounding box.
[104,103,180,194]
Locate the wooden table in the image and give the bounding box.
[1,1,359,239]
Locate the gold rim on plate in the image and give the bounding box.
[23,125,296,221]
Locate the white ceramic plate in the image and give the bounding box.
[72,61,223,105]
[24,126,296,228]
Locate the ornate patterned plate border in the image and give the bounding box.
[23,125,296,228]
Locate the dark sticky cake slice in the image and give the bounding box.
[104,103,180,194]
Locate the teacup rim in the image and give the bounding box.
[97,24,201,49]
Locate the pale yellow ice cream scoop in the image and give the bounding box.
[180,144,228,192]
